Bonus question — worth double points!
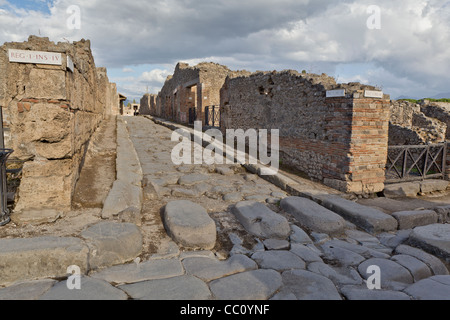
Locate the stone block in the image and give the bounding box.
[0,237,89,286]
[384,182,420,198]
[391,210,438,230]
[420,180,449,193]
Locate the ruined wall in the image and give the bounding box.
[221,70,390,194]
[157,62,250,125]
[140,93,157,116]
[389,100,447,145]
[420,101,450,140]
[0,36,118,212]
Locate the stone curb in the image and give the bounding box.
[101,116,144,220]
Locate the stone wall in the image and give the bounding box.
[140,93,157,116]
[220,70,390,194]
[389,100,447,145]
[0,36,119,212]
[155,62,250,125]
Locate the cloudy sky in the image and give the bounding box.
[1,0,449,101]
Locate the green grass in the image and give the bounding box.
[398,98,450,103]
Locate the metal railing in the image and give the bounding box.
[204,105,221,128]
[0,148,13,226]
[385,143,447,184]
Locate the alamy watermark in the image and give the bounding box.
[367,5,381,30]
[366,265,381,290]
[171,121,279,175]
[66,265,81,290]
[66,5,81,30]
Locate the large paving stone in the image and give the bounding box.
[290,243,323,263]
[395,245,449,276]
[391,255,432,282]
[404,276,450,300]
[163,200,216,250]
[40,277,128,300]
[290,225,313,244]
[340,285,411,300]
[232,201,291,239]
[0,237,89,286]
[251,250,306,271]
[358,258,414,290]
[209,269,282,300]
[0,280,56,300]
[81,222,143,270]
[307,262,362,286]
[320,243,366,267]
[318,195,398,234]
[280,197,346,235]
[178,173,209,185]
[384,182,420,198]
[391,210,438,230]
[182,255,257,282]
[91,259,184,284]
[281,270,342,300]
[409,224,450,262]
[119,275,212,300]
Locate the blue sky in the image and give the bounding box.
[1,0,449,101]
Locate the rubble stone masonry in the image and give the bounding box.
[220,71,390,194]
[0,36,119,212]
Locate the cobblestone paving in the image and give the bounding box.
[0,116,449,300]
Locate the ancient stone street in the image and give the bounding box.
[0,116,449,300]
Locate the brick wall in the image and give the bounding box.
[220,70,390,194]
[0,36,119,212]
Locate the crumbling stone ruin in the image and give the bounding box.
[139,93,157,116]
[0,36,120,213]
[155,62,251,125]
[389,100,448,145]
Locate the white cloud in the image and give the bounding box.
[0,0,449,99]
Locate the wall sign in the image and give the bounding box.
[364,90,384,98]
[8,49,62,66]
[326,89,346,98]
[67,55,74,72]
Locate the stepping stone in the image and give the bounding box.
[209,269,282,300]
[91,259,184,284]
[358,258,414,290]
[251,251,306,271]
[178,173,209,185]
[340,285,411,300]
[232,201,291,239]
[384,182,420,198]
[391,210,438,230]
[281,270,342,300]
[395,245,449,276]
[182,255,258,282]
[40,277,128,300]
[81,222,143,270]
[317,195,398,234]
[290,225,313,244]
[163,200,216,250]
[0,280,56,300]
[391,255,432,282]
[409,224,450,262]
[263,239,290,250]
[0,237,89,286]
[119,275,212,300]
[281,197,346,235]
[404,276,450,300]
[290,244,323,263]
